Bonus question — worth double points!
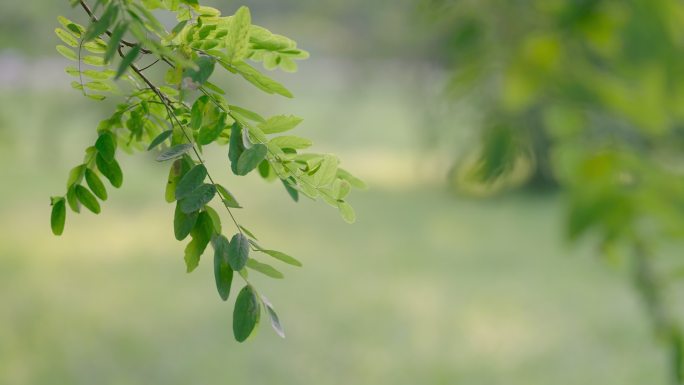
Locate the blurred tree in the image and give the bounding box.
[426,0,684,382]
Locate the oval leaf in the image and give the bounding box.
[174,202,199,241]
[213,235,233,301]
[233,285,260,342]
[236,144,267,176]
[228,233,250,271]
[50,198,66,236]
[175,164,207,200]
[96,153,123,188]
[75,185,101,214]
[180,183,216,214]
[95,132,117,162]
[85,169,108,201]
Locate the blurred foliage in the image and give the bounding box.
[428,0,684,382]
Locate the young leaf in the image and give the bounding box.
[115,45,141,79]
[258,115,303,134]
[233,285,260,342]
[56,45,78,61]
[236,144,267,176]
[228,233,250,271]
[50,198,67,236]
[270,136,312,150]
[157,143,194,161]
[213,234,233,301]
[180,184,216,214]
[147,130,173,151]
[338,201,356,224]
[85,168,108,201]
[174,202,199,241]
[96,153,123,188]
[75,185,101,214]
[246,258,284,279]
[258,249,302,267]
[261,295,285,338]
[313,155,339,187]
[228,123,245,174]
[229,61,293,98]
[175,164,207,200]
[227,6,252,63]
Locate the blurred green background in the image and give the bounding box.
[0,1,675,384]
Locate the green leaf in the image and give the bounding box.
[85,169,108,201]
[228,123,245,175]
[258,115,303,134]
[237,144,268,176]
[337,168,367,190]
[246,258,284,279]
[66,185,80,213]
[96,153,123,188]
[115,45,141,79]
[238,225,258,240]
[261,295,285,338]
[228,233,250,271]
[157,143,193,161]
[213,234,233,301]
[174,202,198,241]
[67,164,86,188]
[185,56,215,85]
[56,45,78,61]
[227,6,252,63]
[55,28,79,47]
[270,136,312,150]
[75,185,101,214]
[229,61,293,98]
[216,184,241,208]
[166,158,188,203]
[313,155,339,187]
[180,184,216,213]
[105,22,128,63]
[147,130,173,150]
[204,206,222,234]
[258,249,302,267]
[233,285,260,342]
[83,2,118,42]
[228,105,266,123]
[175,164,207,200]
[51,198,67,236]
[281,179,299,202]
[95,132,116,162]
[184,211,213,272]
[338,201,356,224]
[198,112,227,145]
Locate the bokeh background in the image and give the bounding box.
[0,1,676,384]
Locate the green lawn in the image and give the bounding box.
[0,86,669,384]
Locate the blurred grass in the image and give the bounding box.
[0,82,668,384]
